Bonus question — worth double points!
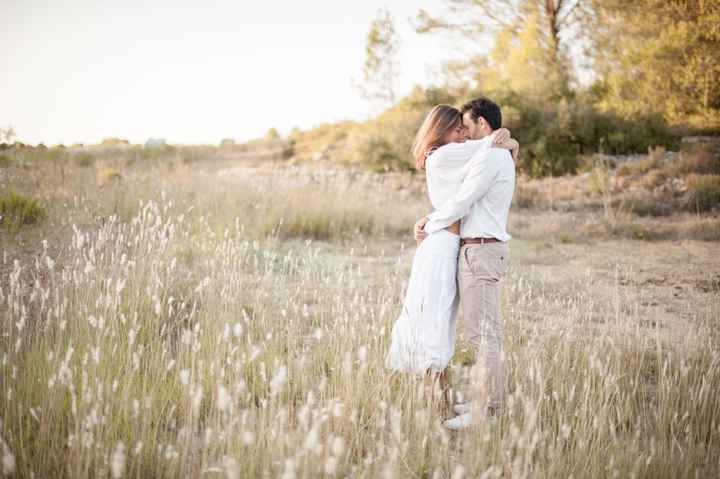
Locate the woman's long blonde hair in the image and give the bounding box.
[411,104,463,170]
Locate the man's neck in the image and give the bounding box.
[474,128,494,140]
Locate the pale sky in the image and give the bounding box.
[1,0,463,146]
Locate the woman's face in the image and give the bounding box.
[443,122,468,144]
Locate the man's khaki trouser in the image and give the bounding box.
[457,241,509,413]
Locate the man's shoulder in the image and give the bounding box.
[487,146,512,158]
[487,147,515,167]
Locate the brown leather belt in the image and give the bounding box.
[461,237,501,246]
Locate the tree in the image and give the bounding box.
[265,128,281,142]
[414,0,589,100]
[358,7,401,112]
[0,125,16,143]
[589,0,720,127]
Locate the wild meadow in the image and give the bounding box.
[1,145,719,478]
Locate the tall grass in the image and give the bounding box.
[1,192,718,477]
[1,147,718,477]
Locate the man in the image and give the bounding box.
[414,97,516,430]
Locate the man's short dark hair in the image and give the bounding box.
[460,97,502,130]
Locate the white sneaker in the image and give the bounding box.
[443,410,500,430]
[443,412,473,430]
[453,402,473,415]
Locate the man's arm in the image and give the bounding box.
[423,148,508,234]
[413,139,492,243]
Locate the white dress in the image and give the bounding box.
[385,136,494,374]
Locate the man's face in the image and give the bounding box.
[462,112,491,139]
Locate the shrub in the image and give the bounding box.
[667,143,720,177]
[346,128,409,172]
[140,145,174,160]
[345,105,424,172]
[74,152,96,168]
[0,191,47,229]
[281,141,295,160]
[286,85,681,177]
[624,193,673,217]
[639,169,670,189]
[97,167,122,187]
[480,91,679,178]
[617,153,663,177]
[181,152,204,164]
[0,154,11,168]
[616,163,633,177]
[685,174,720,212]
[589,163,613,197]
[600,115,679,154]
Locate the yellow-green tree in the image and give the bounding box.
[590,0,720,127]
[479,8,571,102]
[415,0,587,101]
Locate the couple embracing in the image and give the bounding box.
[385,97,518,430]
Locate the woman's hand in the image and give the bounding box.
[492,128,511,146]
[414,217,429,244]
[502,139,520,161]
[492,128,520,161]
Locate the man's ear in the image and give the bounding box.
[479,117,493,133]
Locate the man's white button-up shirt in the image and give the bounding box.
[424,141,515,241]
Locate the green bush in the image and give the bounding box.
[0,154,11,168]
[288,85,681,177]
[479,91,680,178]
[0,191,47,229]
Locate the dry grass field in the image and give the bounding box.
[1,146,719,478]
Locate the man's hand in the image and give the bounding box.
[414,216,429,244]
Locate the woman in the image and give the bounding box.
[384,104,517,412]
